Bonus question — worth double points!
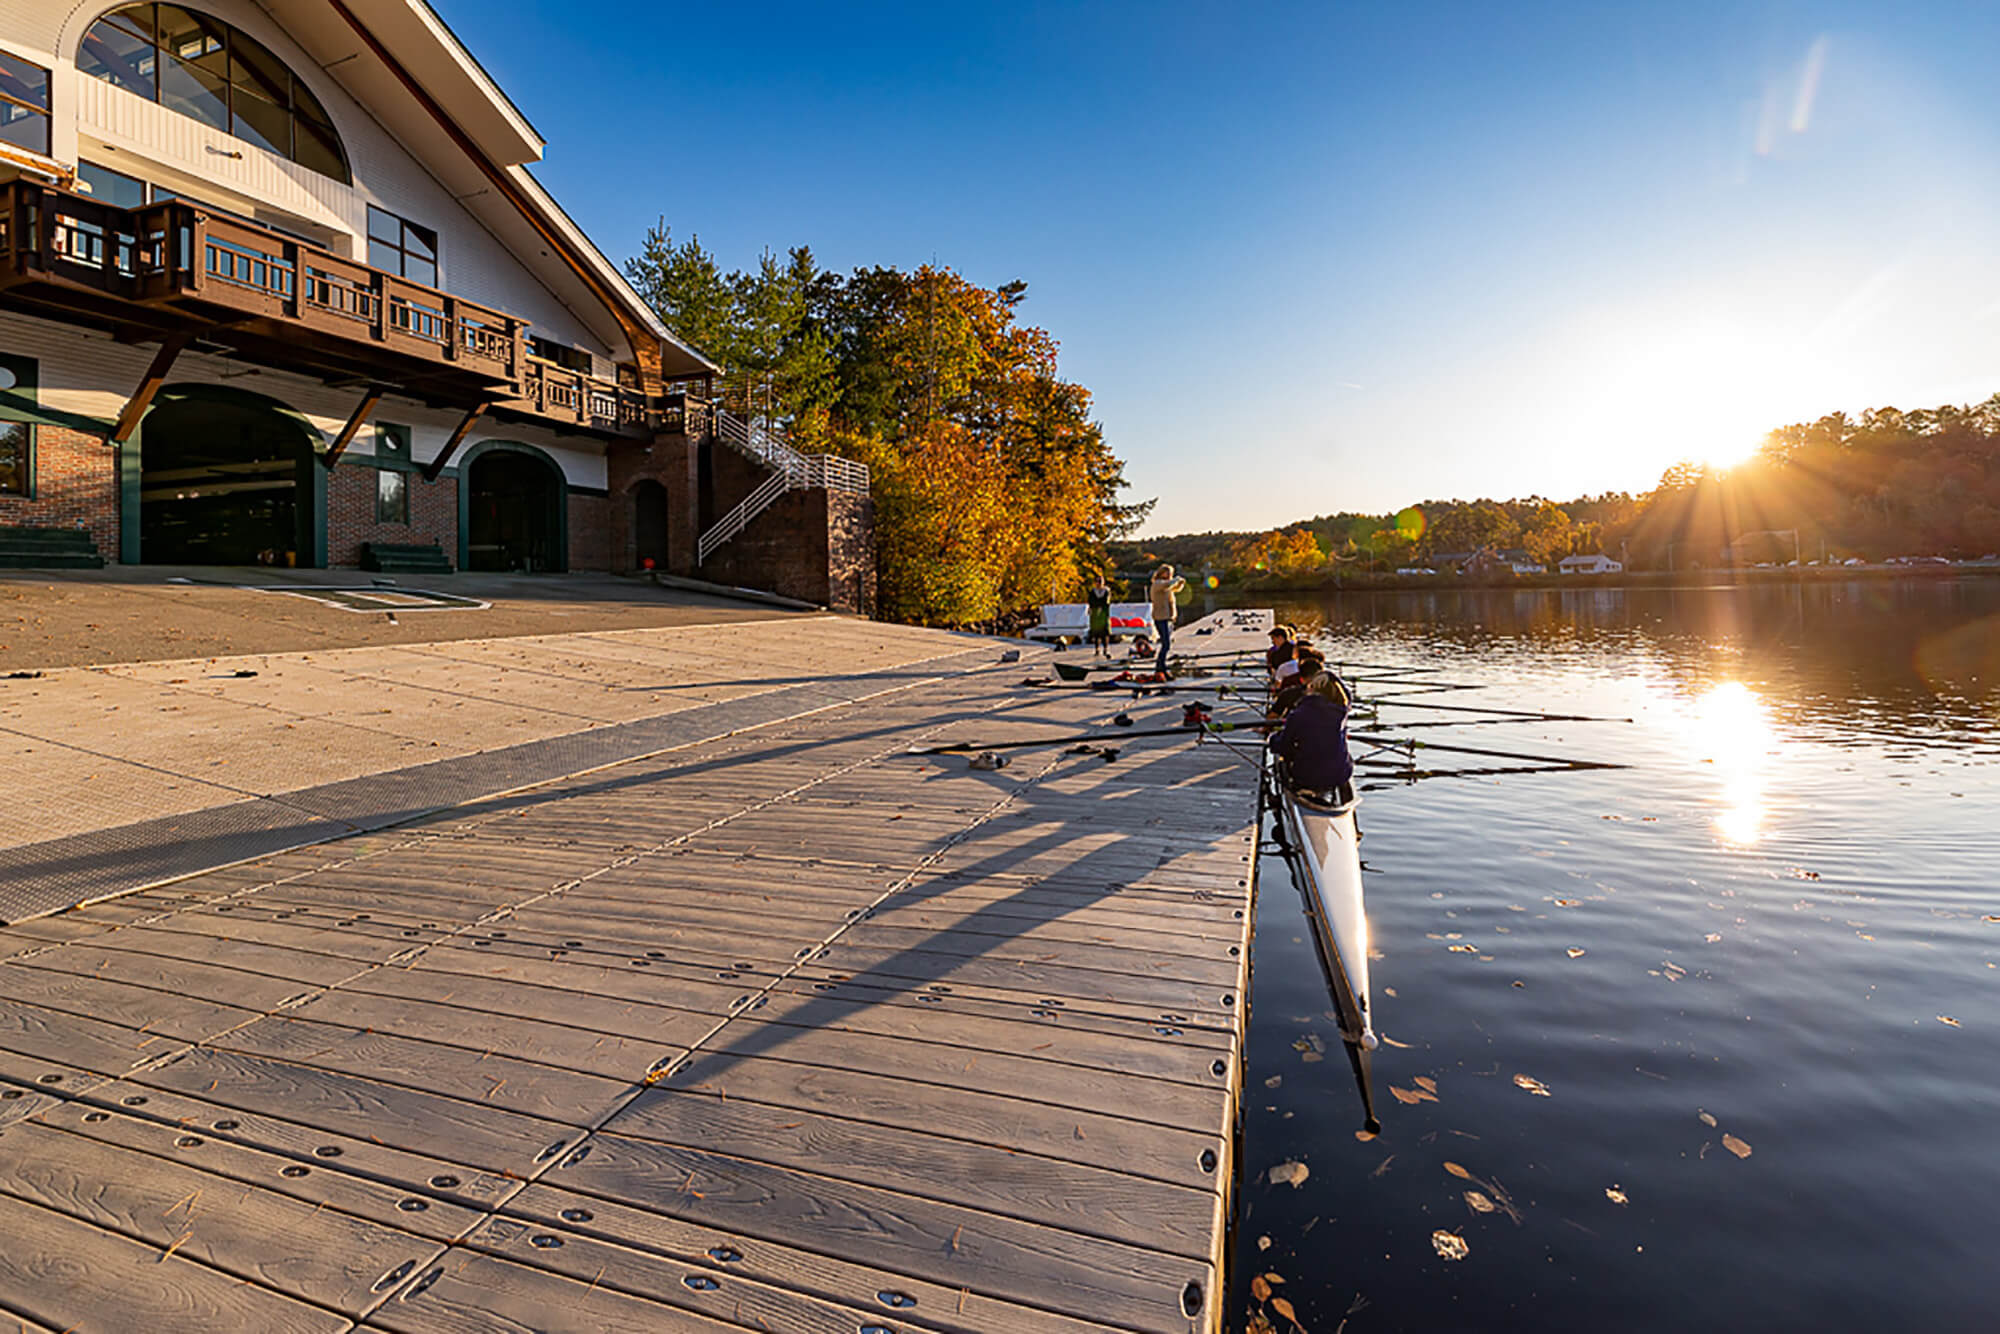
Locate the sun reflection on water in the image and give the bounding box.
[1692,681,1775,844]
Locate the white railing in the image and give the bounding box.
[698,407,871,563]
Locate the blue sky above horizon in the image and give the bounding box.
[435,0,2000,534]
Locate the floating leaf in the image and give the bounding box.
[1938,1016,1961,1027]
[1512,1074,1552,1097]
[1984,915,2000,923]
[1447,943,1477,954]
[1698,1110,1717,1127]
[1354,1128,1378,1142]
[1442,1162,1472,1179]
[1432,1230,1470,1261]
[1369,1154,1396,1178]
[1390,1086,1429,1105]
[1265,1074,1283,1088]
[1269,1160,1310,1188]
[1565,948,1586,958]
[1605,1186,1629,1205]
[1464,1190,1497,1213]
[1251,1275,1272,1302]
[1257,1234,1272,1251]
[1722,1134,1753,1159]
[1553,898,1582,907]
[1704,933,1723,943]
[1271,1296,1300,1328]
[1380,1033,1414,1049]
[1301,1051,1324,1064]
[1264,1272,1286,1285]
[1414,1076,1438,1095]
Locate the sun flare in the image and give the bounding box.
[1700,433,1764,472]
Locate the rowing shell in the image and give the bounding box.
[1273,772,1382,1133]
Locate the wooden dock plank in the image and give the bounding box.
[601,1086,1219,1257]
[0,1192,351,1334]
[497,1183,1127,1334]
[549,1132,1209,1334]
[40,1096,489,1243]
[0,1120,434,1316]
[361,1250,750,1334]
[126,1047,577,1176]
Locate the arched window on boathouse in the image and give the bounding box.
[78,4,351,184]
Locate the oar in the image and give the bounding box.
[1373,699,1633,724]
[912,719,1272,755]
[1349,734,1629,770]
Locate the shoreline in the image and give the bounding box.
[1208,564,2000,597]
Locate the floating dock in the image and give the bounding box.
[0,610,1271,1333]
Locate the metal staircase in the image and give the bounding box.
[697,408,869,563]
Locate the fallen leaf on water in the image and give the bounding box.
[1432,1230,1470,1261]
[1513,1074,1552,1097]
[1553,898,1582,907]
[1465,1191,1497,1213]
[1984,915,2000,923]
[1301,1051,1324,1064]
[1565,948,1586,959]
[1380,1033,1414,1049]
[1698,1110,1717,1127]
[1383,986,1398,997]
[1370,1155,1395,1178]
[1414,1076,1438,1094]
[1257,1234,1271,1250]
[1247,1310,1275,1334]
[1722,1134,1753,1159]
[1271,1296,1300,1329]
[1447,943,1477,953]
[1606,1186,1629,1205]
[1265,1074,1283,1088]
[1442,1162,1472,1180]
[1263,1272,1285,1285]
[1938,1016,1961,1027]
[1704,933,1723,943]
[1390,1086,1428,1105]
[1251,1275,1272,1302]
[1269,1160,1310,1188]
[1353,1128,1377,1142]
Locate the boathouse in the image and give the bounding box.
[0,1,870,607]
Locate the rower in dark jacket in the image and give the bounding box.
[1266,625,1295,677]
[1271,671,1354,793]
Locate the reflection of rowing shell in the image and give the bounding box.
[1273,770,1381,1133]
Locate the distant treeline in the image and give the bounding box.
[626,228,1147,625]
[1116,396,2000,581]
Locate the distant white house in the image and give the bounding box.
[1558,554,1623,574]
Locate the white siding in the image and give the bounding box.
[11,0,627,377]
[0,311,610,490]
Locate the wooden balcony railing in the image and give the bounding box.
[0,181,654,438]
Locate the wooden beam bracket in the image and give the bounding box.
[109,332,191,445]
[322,386,386,466]
[423,400,488,482]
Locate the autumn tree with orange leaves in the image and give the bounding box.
[629,233,1148,624]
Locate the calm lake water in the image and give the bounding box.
[1229,581,2000,1333]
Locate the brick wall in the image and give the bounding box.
[567,492,610,573]
[0,426,119,557]
[605,433,698,573]
[326,462,457,568]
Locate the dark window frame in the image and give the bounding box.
[0,352,40,500]
[528,337,592,375]
[0,51,53,158]
[366,207,439,289]
[373,421,412,525]
[77,4,351,184]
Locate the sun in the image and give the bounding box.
[1701,432,1765,471]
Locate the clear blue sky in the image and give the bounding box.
[436,0,2000,534]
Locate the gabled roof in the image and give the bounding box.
[295,0,718,378]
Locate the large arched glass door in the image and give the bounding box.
[466,449,564,572]
[139,391,318,565]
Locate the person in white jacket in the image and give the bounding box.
[1149,565,1187,675]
